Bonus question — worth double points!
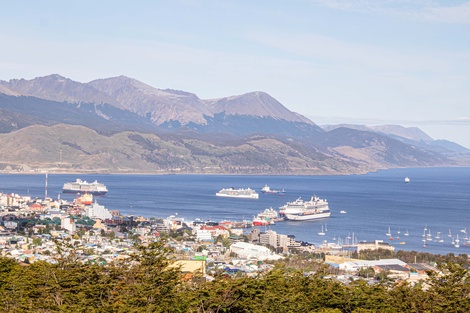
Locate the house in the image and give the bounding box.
[339,258,407,272]
[169,260,206,280]
[4,221,18,230]
[374,264,410,280]
[29,203,45,212]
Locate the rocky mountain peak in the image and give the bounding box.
[0,74,120,106]
[88,76,210,125]
[203,91,314,124]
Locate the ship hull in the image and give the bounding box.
[261,191,285,195]
[215,193,259,199]
[63,189,107,196]
[285,211,331,221]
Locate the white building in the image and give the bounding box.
[230,242,283,261]
[277,234,290,251]
[259,230,290,251]
[4,221,18,230]
[357,240,395,253]
[259,230,278,248]
[196,229,212,242]
[85,202,112,220]
[339,258,407,272]
[61,217,76,233]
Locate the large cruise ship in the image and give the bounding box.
[215,187,259,199]
[279,195,330,221]
[62,179,108,196]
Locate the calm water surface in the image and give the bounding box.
[1,167,469,255]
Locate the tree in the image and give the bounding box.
[111,242,189,311]
[423,262,470,312]
[357,267,375,279]
[32,237,42,246]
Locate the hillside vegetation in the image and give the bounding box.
[0,124,368,174]
[1,242,469,312]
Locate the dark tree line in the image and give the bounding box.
[1,242,470,312]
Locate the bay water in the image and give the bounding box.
[1,167,469,255]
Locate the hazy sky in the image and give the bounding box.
[1,0,469,147]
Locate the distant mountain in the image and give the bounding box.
[203,91,313,124]
[1,74,320,136]
[0,74,468,174]
[0,93,159,134]
[0,124,370,175]
[428,139,470,153]
[317,127,448,167]
[88,76,212,125]
[0,74,121,107]
[321,124,434,142]
[321,123,469,154]
[0,84,20,96]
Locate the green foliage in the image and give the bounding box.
[32,237,42,246]
[1,247,470,312]
[357,267,375,278]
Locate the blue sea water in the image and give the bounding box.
[1,167,469,255]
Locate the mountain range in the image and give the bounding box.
[0,74,468,174]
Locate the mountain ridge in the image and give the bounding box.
[0,74,468,174]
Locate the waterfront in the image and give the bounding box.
[1,167,469,255]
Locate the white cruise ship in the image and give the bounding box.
[62,179,108,196]
[215,187,259,199]
[279,195,330,221]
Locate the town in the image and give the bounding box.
[0,191,446,284]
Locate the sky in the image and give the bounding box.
[1,0,470,147]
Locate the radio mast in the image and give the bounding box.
[45,172,48,199]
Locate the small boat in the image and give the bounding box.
[404,177,410,183]
[455,234,460,248]
[340,210,347,214]
[386,227,391,237]
[448,228,452,238]
[399,241,406,245]
[426,228,432,241]
[318,224,326,236]
[404,230,409,236]
[260,185,286,195]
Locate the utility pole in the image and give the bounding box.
[45,172,48,199]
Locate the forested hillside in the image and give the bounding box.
[1,242,469,312]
